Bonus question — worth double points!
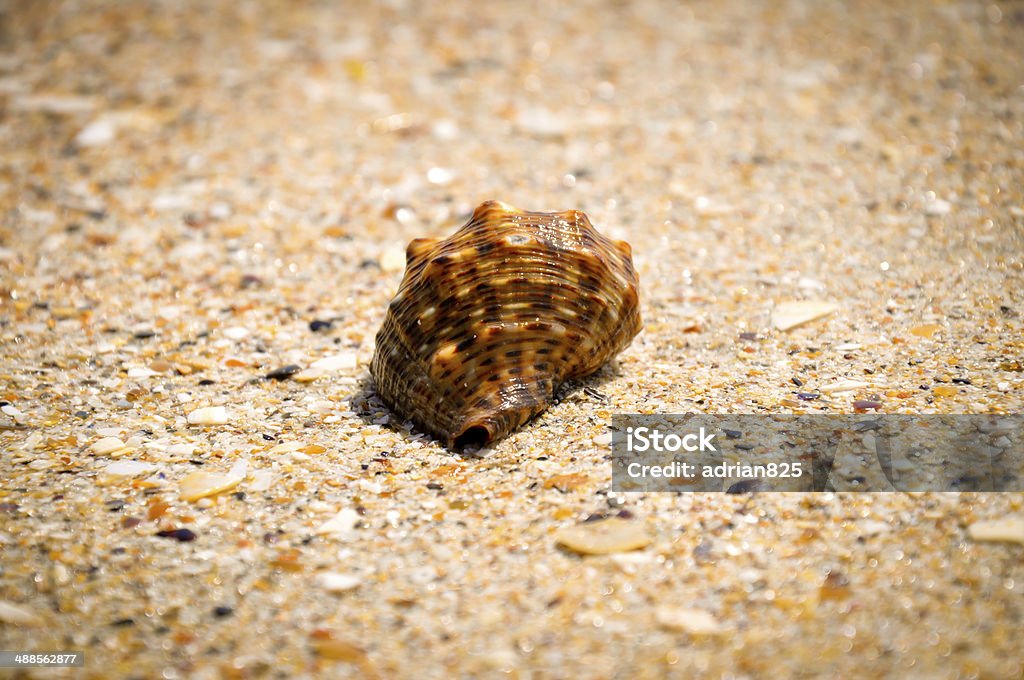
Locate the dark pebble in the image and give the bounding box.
[122,517,143,529]
[106,499,125,512]
[265,364,301,380]
[852,400,882,410]
[133,329,156,339]
[262,433,276,441]
[735,443,755,450]
[0,502,19,513]
[233,491,246,501]
[616,509,635,519]
[426,482,443,490]
[212,606,234,618]
[951,377,972,385]
[583,512,609,523]
[791,377,804,387]
[726,479,762,494]
[723,429,742,439]
[74,410,90,418]
[796,392,820,401]
[111,618,135,627]
[198,379,215,386]
[156,528,197,542]
[739,332,759,341]
[240,274,263,288]
[309,319,333,332]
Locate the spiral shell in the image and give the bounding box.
[370,200,641,449]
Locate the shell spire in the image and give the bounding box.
[370,200,642,449]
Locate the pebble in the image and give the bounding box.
[910,324,942,338]
[933,385,958,397]
[223,326,250,340]
[772,301,839,331]
[309,319,333,332]
[654,606,724,635]
[593,432,613,446]
[264,364,302,381]
[553,518,652,555]
[187,406,230,426]
[834,342,862,351]
[316,572,362,593]
[852,400,882,410]
[104,460,158,476]
[155,528,197,542]
[127,367,161,378]
[967,518,1024,545]
[0,600,42,626]
[91,437,128,456]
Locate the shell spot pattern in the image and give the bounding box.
[370,200,642,449]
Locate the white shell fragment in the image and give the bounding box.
[316,508,361,538]
[104,460,158,476]
[553,518,652,555]
[179,461,247,501]
[90,437,128,456]
[316,572,362,593]
[968,518,1024,545]
[0,600,42,626]
[654,607,725,635]
[772,301,839,331]
[187,406,230,426]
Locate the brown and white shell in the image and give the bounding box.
[370,200,641,449]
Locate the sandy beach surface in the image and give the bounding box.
[1,1,1022,677]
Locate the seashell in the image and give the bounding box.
[370,200,641,449]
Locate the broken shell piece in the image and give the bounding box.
[554,517,652,555]
[772,301,838,331]
[370,201,642,448]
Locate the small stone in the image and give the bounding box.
[933,385,958,397]
[834,342,862,351]
[187,406,230,426]
[91,437,127,456]
[223,326,250,340]
[593,432,613,446]
[155,528,197,542]
[264,364,302,381]
[212,606,234,618]
[316,572,362,593]
[554,517,651,555]
[852,400,882,410]
[543,473,590,492]
[309,319,332,332]
[772,301,839,331]
[293,368,325,382]
[0,600,43,626]
[654,606,724,635]
[967,518,1024,545]
[127,367,160,378]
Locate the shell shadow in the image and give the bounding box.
[346,360,626,457]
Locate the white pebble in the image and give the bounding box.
[772,301,839,331]
[593,432,613,446]
[127,367,160,378]
[426,167,454,185]
[187,406,230,426]
[222,326,250,340]
[968,518,1024,545]
[74,117,117,147]
[1,404,25,423]
[654,607,724,635]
